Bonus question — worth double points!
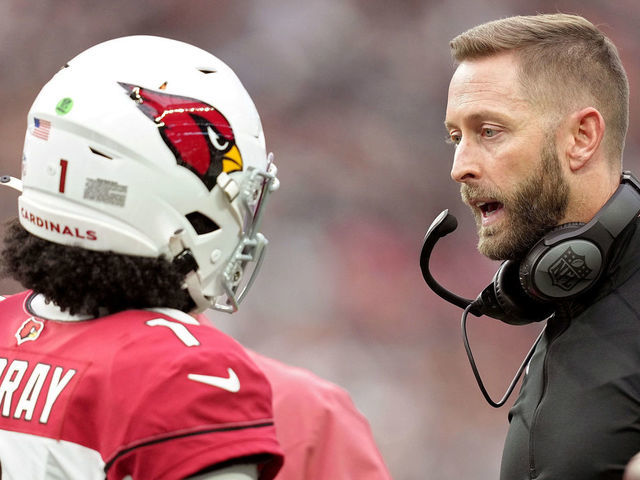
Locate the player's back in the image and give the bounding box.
[0,291,281,480]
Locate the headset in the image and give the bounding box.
[420,171,640,406]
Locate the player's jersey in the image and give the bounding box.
[0,291,283,480]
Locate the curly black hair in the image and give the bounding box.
[0,218,194,316]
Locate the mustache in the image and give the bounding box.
[460,183,505,205]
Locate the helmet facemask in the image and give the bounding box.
[171,159,279,313]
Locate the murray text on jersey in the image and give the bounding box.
[0,355,76,425]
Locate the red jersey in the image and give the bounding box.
[0,291,283,480]
[247,351,392,480]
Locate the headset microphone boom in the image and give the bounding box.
[419,208,545,407]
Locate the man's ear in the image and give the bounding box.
[565,107,605,172]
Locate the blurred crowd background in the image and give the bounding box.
[0,1,638,478]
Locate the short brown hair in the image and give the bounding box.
[450,13,629,163]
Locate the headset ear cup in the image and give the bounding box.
[519,222,587,301]
[493,260,555,325]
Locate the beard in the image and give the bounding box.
[461,138,569,261]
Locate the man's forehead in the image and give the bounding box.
[449,55,523,98]
[445,54,530,125]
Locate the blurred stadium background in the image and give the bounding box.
[0,1,637,478]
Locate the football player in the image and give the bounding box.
[0,36,282,479]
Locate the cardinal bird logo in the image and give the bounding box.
[15,317,44,345]
[119,82,243,190]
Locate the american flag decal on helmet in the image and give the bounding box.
[32,118,51,141]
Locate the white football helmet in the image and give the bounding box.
[9,35,279,313]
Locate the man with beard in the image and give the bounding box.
[444,13,640,479]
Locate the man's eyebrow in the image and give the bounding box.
[444,120,456,131]
[444,110,511,131]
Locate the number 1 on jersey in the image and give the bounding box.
[146,318,200,347]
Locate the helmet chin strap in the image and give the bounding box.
[168,230,211,313]
[168,228,269,314]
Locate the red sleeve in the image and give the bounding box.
[248,351,392,480]
[107,424,281,480]
[90,313,284,480]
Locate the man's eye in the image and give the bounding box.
[447,133,461,146]
[482,128,496,138]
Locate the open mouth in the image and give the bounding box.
[477,201,503,218]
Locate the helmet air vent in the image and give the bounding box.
[186,211,220,235]
[89,147,113,160]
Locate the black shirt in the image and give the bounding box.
[501,219,640,480]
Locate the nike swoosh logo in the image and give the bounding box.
[188,368,240,393]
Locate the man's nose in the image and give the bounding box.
[450,139,481,183]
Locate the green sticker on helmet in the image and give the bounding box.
[55,98,74,115]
